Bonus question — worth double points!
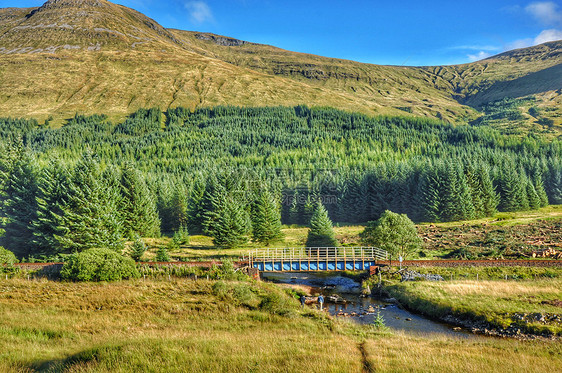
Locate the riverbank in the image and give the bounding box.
[1,278,561,372]
[383,275,562,340]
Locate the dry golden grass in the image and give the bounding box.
[142,225,365,261]
[441,281,561,298]
[0,278,561,372]
[1,2,561,129]
[387,278,562,335]
[365,332,562,373]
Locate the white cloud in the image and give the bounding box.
[184,1,214,24]
[467,51,492,62]
[525,2,562,26]
[534,28,562,44]
[505,28,562,51]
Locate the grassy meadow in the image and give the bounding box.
[0,277,561,372]
[139,206,562,262]
[385,277,562,336]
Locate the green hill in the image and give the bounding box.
[0,0,560,132]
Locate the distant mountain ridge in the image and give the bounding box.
[0,0,560,132]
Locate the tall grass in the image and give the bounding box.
[0,278,560,372]
[385,278,562,335]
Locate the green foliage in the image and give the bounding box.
[360,210,422,259]
[212,281,261,309]
[32,160,72,255]
[474,97,533,126]
[251,189,283,245]
[210,258,248,281]
[172,225,190,246]
[156,247,170,262]
[0,246,17,267]
[202,174,251,249]
[119,162,160,238]
[305,201,338,247]
[211,280,296,316]
[60,248,140,282]
[0,105,560,260]
[48,152,124,253]
[138,263,205,278]
[0,145,39,257]
[372,311,386,329]
[129,237,146,262]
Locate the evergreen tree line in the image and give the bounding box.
[0,147,283,257]
[0,106,560,257]
[281,156,556,224]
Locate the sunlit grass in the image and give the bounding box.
[386,278,562,335]
[0,278,560,372]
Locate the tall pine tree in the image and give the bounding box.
[251,189,283,245]
[33,160,71,255]
[203,179,251,249]
[119,162,160,238]
[51,152,124,253]
[0,150,39,258]
[305,201,338,247]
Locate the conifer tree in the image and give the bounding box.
[440,163,474,221]
[305,201,338,247]
[119,162,160,238]
[167,187,189,232]
[129,236,147,262]
[543,159,561,204]
[0,151,39,257]
[186,178,206,234]
[531,170,549,207]
[156,246,170,262]
[203,183,251,249]
[476,164,499,217]
[251,189,283,245]
[525,177,541,210]
[497,163,528,212]
[33,161,72,255]
[51,152,124,253]
[416,166,441,222]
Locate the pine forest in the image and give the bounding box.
[0,105,560,257]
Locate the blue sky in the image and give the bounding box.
[3,0,562,66]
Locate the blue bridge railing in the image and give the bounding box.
[248,247,388,272]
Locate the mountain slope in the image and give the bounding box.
[0,0,560,131]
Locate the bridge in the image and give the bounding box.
[247,247,388,272]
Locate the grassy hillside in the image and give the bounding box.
[0,0,560,131]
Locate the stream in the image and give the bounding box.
[263,272,477,339]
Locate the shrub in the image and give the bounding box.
[0,246,17,266]
[0,247,17,274]
[212,281,261,309]
[258,291,294,316]
[210,258,247,281]
[60,248,140,282]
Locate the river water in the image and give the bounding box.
[262,272,476,339]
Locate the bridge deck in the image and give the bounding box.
[248,247,388,272]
